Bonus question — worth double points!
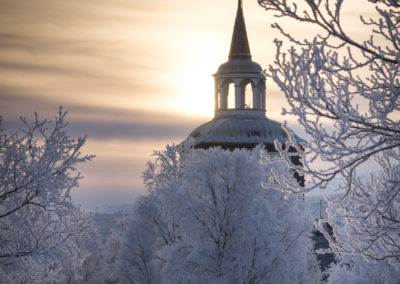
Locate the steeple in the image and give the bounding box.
[213,0,264,115]
[229,0,251,59]
[182,0,304,154]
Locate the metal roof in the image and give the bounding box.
[188,116,290,146]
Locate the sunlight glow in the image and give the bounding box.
[178,64,215,117]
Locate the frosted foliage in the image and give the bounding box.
[327,254,400,284]
[102,216,131,283]
[114,145,321,283]
[0,108,94,282]
[69,229,106,283]
[259,0,400,268]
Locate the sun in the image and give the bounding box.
[178,64,216,117]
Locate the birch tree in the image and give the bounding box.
[113,145,321,283]
[0,108,94,282]
[258,0,400,268]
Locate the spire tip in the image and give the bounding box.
[229,0,251,59]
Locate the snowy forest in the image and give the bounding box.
[1,0,399,283]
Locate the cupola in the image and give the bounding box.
[183,0,303,152]
[214,0,266,118]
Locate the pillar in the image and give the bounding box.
[235,82,242,109]
[252,80,260,109]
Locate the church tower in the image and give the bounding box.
[184,0,301,152]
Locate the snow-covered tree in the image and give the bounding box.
[68,229,106,283]
[327,254,400,284]
[259,0,400,269]
[0,108,94,282]
[113,145,321,283]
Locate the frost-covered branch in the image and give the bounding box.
[259,0,400,269]
[259,0,399,64]
[0,107,94,282]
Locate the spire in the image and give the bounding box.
[229,0,251,59]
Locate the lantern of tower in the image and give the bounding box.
[214,0,266,115]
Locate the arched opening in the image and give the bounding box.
[227,82,235,109]
[219,80,236,110]
[242,81,253,109]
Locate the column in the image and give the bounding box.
[214,78,219,111]
[261,86,266,111]
[252,80,260,109]
[235,81,242,109]
[221,81,228,109]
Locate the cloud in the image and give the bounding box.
[67,120,197,141]
[0,93,204,141]
[0,60,113,81]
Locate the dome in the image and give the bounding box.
[188,116,302,150]
[217,58,262,74]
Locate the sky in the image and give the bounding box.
[0,0,374,209]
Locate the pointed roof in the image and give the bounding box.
[229,0,251,59]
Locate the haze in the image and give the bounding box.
[0,0,372,208]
